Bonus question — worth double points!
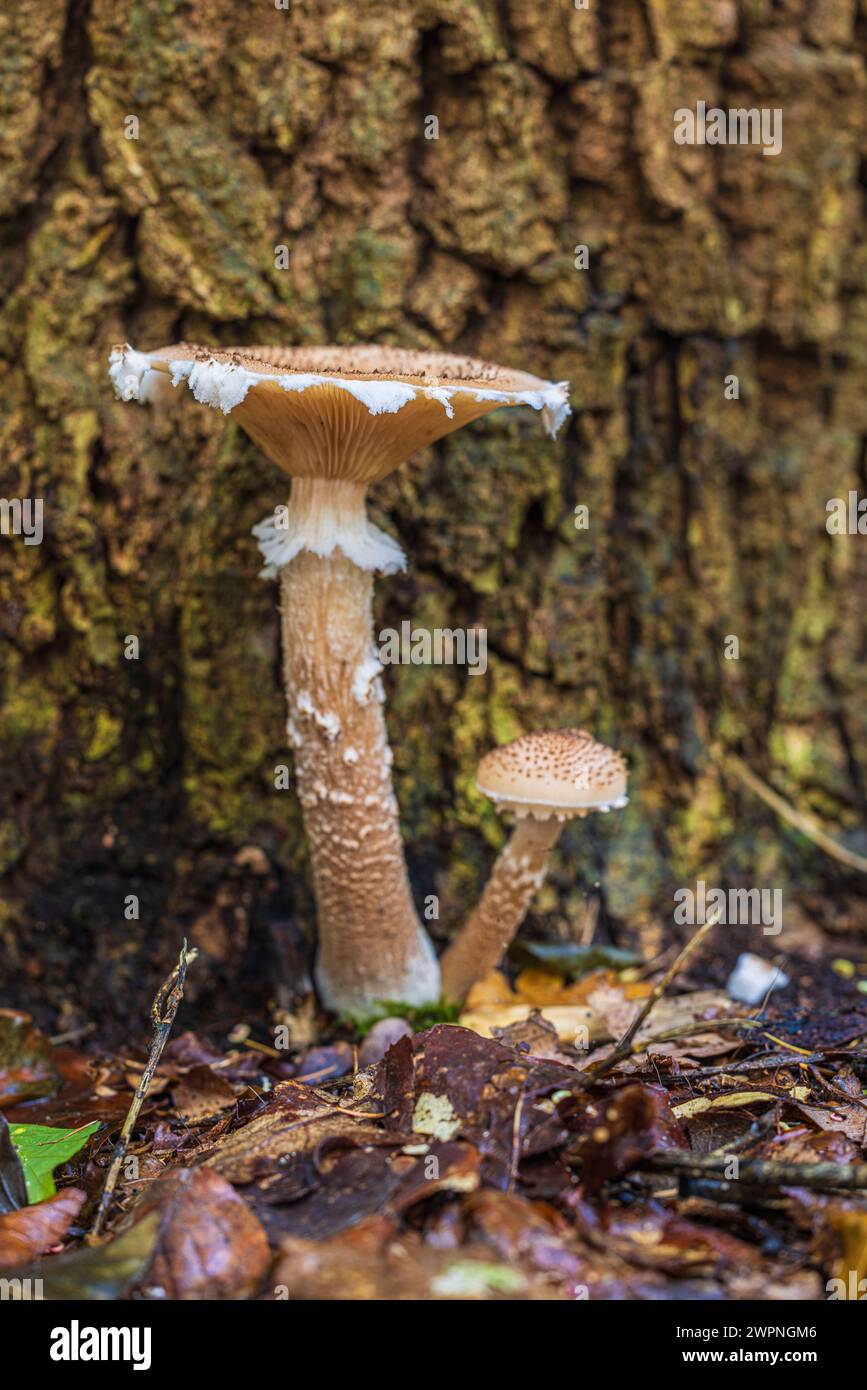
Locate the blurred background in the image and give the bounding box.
[1,0,866,1040]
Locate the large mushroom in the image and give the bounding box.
[109,342,569,1014]
[440,729,628,1003]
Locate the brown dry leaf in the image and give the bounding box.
[0,1187,85,1268]
[458,1004,601,1045]
[585,982,636,1037]
[201,1080,383,1184]
[171,1064,237,1122]
[122,1076,167,1097]
[756,1128,862,1165]
[140,1167,270,1300]
[274,1213,563,1300]
[295,1042,354,1084]
[461,967,656,1044]
[7,1213,160,1300]
[0,1011,60,1108]
[795,1099,867,1145]
[826,1209,867,1298]
[513,969,580,1005]
[569,1195,819,1298]
[589,986,737,1043]
[254,1137,482,1245]
[487,1011,573,1062]
[565,1084,687,1189]
[462,1188,589,1290]
[514,968,564,1004]
[465,971,514,1009]
[571,1196,755,1275]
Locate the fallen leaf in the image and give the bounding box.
[564,1084,686,1189]
[295,1043,354,1085]
[274,1214,562,1300]
[795,1099,867,1145]
[464,972,514,1010]
[674,1088,811,1119]
[413,1092,462,1141]
[0,1011,60,1108]
[171,1064,237,1122]
[508,941,642,978]
[139,1167,270,1299]
[3,1211,159,1300]
[202,1080,383,1184]
[462,1188,589,1295]
[827,1209,867,1297]
[458,1004,600,1046]
[9,1120,101,1203]
[358,1018,413,1068]
[487,1011,572,1062]
[756,1128,862,1165]
[588,986,736,1045]
[570,1196,764,1276]
[0,1188,85,1268]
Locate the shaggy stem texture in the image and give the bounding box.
[279,482,439,1013]
[441,816,563,1003]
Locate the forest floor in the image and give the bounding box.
[2,921,867,1301]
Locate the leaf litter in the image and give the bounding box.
[1,923,867,1299]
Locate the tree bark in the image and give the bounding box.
[1,0,866,1038]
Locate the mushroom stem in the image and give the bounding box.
[279,480,439,1014]
[440,816,562,1003]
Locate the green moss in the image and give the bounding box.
[83,710,123,762]
[342,998,462,1036]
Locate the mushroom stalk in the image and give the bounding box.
[109,342,571,1016]
[440,817,562,1003]
[279,479,439,1014]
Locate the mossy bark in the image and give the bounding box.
[2,0,866,1037]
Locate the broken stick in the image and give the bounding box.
[89,941,195,1239]
[645,1150,867,1193]
[584,906,723,1083]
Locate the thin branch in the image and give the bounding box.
[644,1149,867,1193]
[727,752,867,876]
[89,942,195,1240]
[583,907,723,1082]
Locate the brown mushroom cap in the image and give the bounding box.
[476,729,628,820]
[109,341,570,481]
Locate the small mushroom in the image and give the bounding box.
[109,342,569,1014]
[440,729,628,1003]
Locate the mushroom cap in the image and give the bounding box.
[109,342,570,481]
[476,729,628,820]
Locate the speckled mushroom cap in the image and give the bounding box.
[476,729,628,820]
[109,341,570,482]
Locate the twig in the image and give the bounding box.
[727,752,867,876]
[627,1047,819,1085]
[644,1150,867,1193]
[707,1109,779,1158]
[583,907,723,1082]
[89,942,195,1239]
[49,1022,97,1046]
[508,1083,527,1194]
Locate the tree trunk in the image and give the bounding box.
[2,0,866,1039]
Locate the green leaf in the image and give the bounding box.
[508,940,643,978]
[342,999,461,1037]
[9,1120,101,1204]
